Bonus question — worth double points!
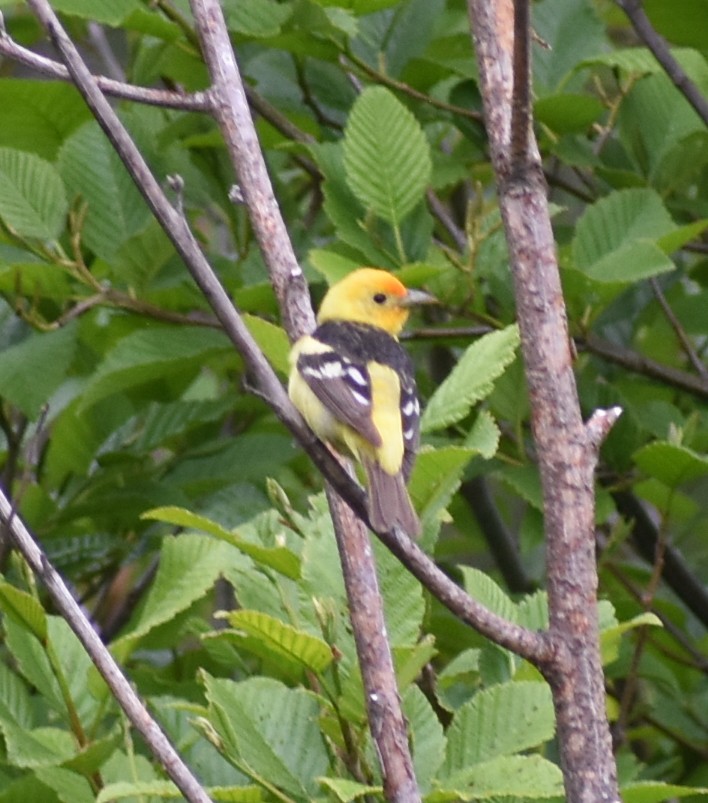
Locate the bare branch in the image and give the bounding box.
[615,0,708,126]
[0,488,211,803]
[188,0,313,341]
[579,332,708,401]
[467,0,621,798]
[0,29,212,111]
[649,277,708,379]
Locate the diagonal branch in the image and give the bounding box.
[0,488,210,803]
[615,0,708,126]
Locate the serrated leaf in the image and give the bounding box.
[442,681,554,775]
[311,141,391,266]
[220,610,333,674]
[2,617,64,714]
[404,685,446,792]
[459,567,517,623]
[572,188,678,283]
[465,410,500,458]
[143,506,301,579]
[203,675,329,799]
[0,582,47,640]
[0,148,68,240]
[409,447,476,528]
[343,87,431,226]
[0,323,78,419]
[79,326,230,409]
[433,754,564,799]
[633,441,708,487]
[112,533,237,653]
[57,121,151,259]
[422,325,520,432]
[318,778,382,802]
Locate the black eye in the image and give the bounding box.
[373,293,387,304]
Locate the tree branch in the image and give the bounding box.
[615,0,708,126]
[0,488,211,803]
[467,0,621,799]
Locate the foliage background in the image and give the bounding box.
[0,0,706,800]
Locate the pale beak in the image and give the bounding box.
[400,288,438,308]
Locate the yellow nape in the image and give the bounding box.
[316,268,434,337]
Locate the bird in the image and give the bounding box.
[288,268,435,537]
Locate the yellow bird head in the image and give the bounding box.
[316,268,436,337]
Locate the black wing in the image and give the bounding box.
[297,349,382,447]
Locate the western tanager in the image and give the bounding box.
[288,268,434,537]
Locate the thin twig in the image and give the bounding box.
[342,51,484,123]
[649,276,707,378]
[0,30,212,110]
[580,332,708,401]
[615,0,708,126]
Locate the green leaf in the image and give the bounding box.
[34,767,94,803]
[243,314,290,376]
[459,567,517,623]
[442,681,554,775]
[203,675,329,799]
[318,778,382,802]
[97,782,264,802]
[0,148,68,240]
[601,612,662,666]
[432,754,564,799]
[0,323,78,419]
[621,781,708,802]
[225,0,292,37]
[43,0,139,25]
[409,446,476,530]
[572,188,677,283]
[79,326,230,409]
[633,442,708,487]
[343,87,432,226]
[0,704,76,768]
[0,81,91,160]
[533,0,609,94]
[421,325,520,432]
[464,410,500,459]
[2,617,64,714]
[534,93,605,134]
[0,582,47,641]
[404,685,446,792]
[142,505,301,579]
[219,610,333,673]
[57,121,151,259]
[112,533,238,653]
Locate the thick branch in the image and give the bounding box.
[467,0,620,799]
